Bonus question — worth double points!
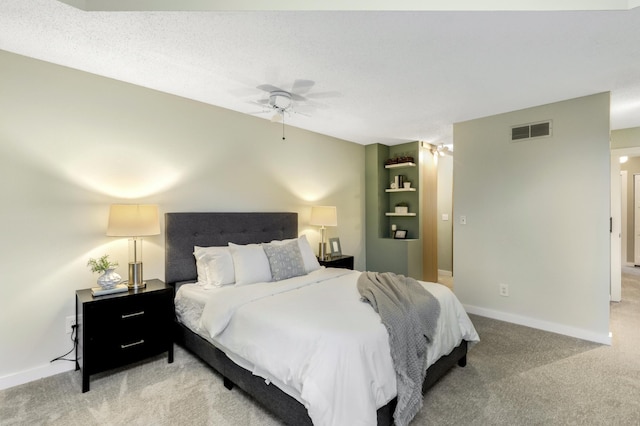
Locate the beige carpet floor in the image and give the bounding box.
[2,271,639,425]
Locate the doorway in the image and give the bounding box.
[611,147,640,302]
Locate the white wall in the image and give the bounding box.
[0,50,365,389]
[453,93,611,344]
[611,127,640,150]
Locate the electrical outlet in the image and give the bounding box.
[65,316,76,334]
[499,284,509,297]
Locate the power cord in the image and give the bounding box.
[50,324,78,363]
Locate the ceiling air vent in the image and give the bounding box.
[511,120,552,142]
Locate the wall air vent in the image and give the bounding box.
[511,120,552,142]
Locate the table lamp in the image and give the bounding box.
[107,204,160,289]
[310,206,337,260]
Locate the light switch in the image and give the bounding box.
[460,215,467,225]
[442,214,449,221]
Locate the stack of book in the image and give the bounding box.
[91,283,129,297]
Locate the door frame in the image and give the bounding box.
[611,154,622,302]
[621,170,628,268]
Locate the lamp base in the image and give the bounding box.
[318,242,329,261]
[127,262,146,289]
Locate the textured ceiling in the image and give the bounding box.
[1,0,640,146]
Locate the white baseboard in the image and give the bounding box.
[438,269,452,277]
[0,360,75,391]
[464,304,612,345]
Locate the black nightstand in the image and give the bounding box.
[75,279,174,392]
[318,255,354,270]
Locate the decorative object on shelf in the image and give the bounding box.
[96,268,122,290]
[87,255,121,289]
[403,182,411,189]
[395,202,409,215]
[329,237,342,257]
[392,174,410,189]
[394,229,408,239]
[384,155,415,166]
[107,204,160,290]
[310,206,337,261]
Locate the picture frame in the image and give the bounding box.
[329,237,342,257]
[393,229,408,239]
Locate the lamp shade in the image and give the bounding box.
[106,204,160,237]
[310,206,337,227]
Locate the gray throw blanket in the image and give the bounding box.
[357,271,441,426]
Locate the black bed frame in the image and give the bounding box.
[165,212,468,426]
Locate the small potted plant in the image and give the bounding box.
[87,255,121,289]
[395,202,409,214]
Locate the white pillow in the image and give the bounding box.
[228,242,272,286]
[270,235,321,273]
[193,246,235,288]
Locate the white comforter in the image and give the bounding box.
[199,268,479,426]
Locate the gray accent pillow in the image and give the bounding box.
[262,240,306,281]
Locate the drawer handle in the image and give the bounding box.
[121,311,145,319]
[121,339,145,349]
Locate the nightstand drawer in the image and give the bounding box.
[85,291,168,333]
[88,331,168,372]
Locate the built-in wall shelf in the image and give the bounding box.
[385,162,416,169]
[366,142,427,279]
[385,188,417,192]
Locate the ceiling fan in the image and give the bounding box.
[249,80,340,138]
[251,90,296,140]
[251,79,340,117]
[260,90,294,123]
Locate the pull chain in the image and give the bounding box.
[282,112,286,140]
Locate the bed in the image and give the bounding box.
[165,212,478,426]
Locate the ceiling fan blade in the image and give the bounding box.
[305,90,342,99]
[291,109,311,117]
[257,84,285,93]
[288,92,308,102]
[246,109,271,115]
[293,104,315,114]
[297,99,330,110]
[247,100,271,110]
[290,79,315,95]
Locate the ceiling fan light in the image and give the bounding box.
[269,91,292,110]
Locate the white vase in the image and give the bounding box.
[97,268,122,289]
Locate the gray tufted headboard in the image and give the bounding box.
[164,212,298,286]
